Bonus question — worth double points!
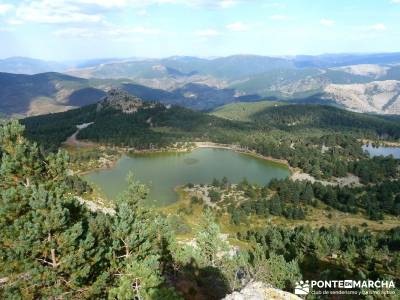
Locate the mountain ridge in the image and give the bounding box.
[2,53,400,116]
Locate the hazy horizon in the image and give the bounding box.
[0,0,399,60]
[2,51,400,63]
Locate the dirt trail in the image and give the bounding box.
[64,122,95,147]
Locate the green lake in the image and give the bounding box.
[84,148,290,206]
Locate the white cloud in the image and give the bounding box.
[320,19,335,26]
[7,0,241,25]
[72,0,130,7]
[195,29,220,37]
[137,9,148,16]
[391,0,400,3]
[269,15,289,20]
[226,22,249,32]
[263,2,287,9]
[109,26,161,35]
[218,0,239,8]
[15,1,103,24]
[6,19,23,25]
[370,23,386,30]
[0,3,14,15]
[55,24,161,38]
[54,27,96,38]
[69,0,239,8]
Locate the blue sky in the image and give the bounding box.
[0,0,399,60]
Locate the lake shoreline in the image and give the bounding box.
[82,144,291,205]
[74,141,361,189]
[361,139,400,147]
[193,142,293,171]
[75,141,294,176]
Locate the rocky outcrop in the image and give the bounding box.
[223,282,302,300]
[97,89,143,113]
[323,80,400,114]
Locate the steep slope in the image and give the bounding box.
[323,80,400,114]
[0,72,262,116]
[23,96,400,153]
[210,101,400,137]
[229,67,381,98]
[4,54,400,116]
[229,68,326,97]
[229,65,400,114]
[22,89,241,151]
[96,88,144,113]
[0,72,104,116]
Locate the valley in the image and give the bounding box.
[20,90,400,237]
[3,57,400,300]
[2,54,400,118]
[3,0,400,298]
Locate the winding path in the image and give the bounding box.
[64,122,95,147]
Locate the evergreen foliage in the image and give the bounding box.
[0,121,176,298]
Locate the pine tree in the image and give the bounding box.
[0,121,111,299]
[109,173,171,299]
[195,209,229,268]
[250,245,301,290]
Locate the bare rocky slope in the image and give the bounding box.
[323,80,400,114]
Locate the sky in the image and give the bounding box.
[0,0,399,60]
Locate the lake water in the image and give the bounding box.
[84,148,290,206]
[362,144,400,159]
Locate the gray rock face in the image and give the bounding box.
[323,80,400,114]
[97,89,143,113]
[223,282,302,300]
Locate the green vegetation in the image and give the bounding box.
[0,119,400,299]
[0,121,317,299]
[21,101,400,195]
[22,102,246,151]
[21,101,400,214]
[185,175,400,227]
[7,97,400,298]
[210,100,283,122]
[240,225,400,292]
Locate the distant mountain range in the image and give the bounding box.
[0,72,260,116]
[4,53,400,75]
[1,53,400,115]
[0,57,67,74]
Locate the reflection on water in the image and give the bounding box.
[184,158,199,165]
[84,148,290,206]
[362,144,400,159]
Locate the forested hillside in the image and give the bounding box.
[23,93,400,151]
[21,96,400,188]
[2,120,400,299]
[212,101,400,136]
